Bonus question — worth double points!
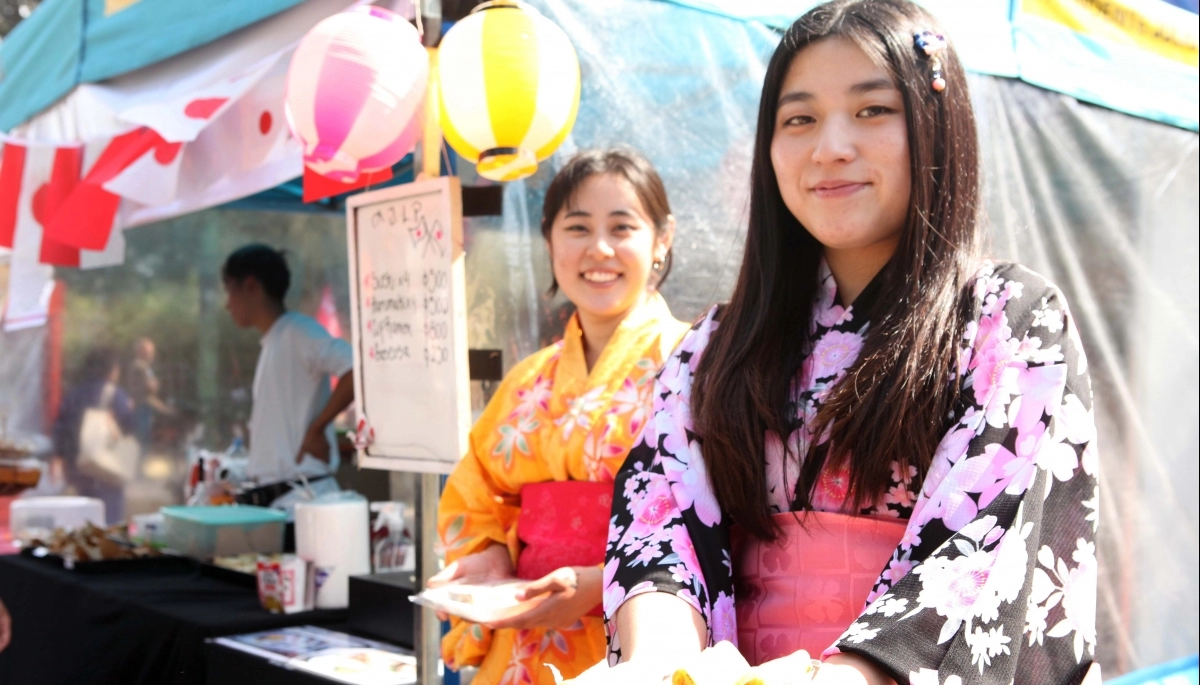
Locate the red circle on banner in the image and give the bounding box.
[31,184,48,227]
[259,111,273,135]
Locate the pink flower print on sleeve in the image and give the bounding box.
[620,474,680,547]
[509,372,553,421]
[602,557,627,612]
[667,524,704,586]
[610,376,652,437]
[583,423,624,482]
[711,592,739,644]
[967,310,1025,420]
[911,547,997,643]
[661,441,722,527]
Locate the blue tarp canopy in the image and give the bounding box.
[668,0,1199,131]
[0,0,305,132]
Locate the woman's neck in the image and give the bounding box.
[825,238,898,307]
[577,291,649,373]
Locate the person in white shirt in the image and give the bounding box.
[222,244,355,508]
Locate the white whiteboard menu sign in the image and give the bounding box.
[346,177,470,473]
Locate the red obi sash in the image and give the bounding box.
[516,481,613,617]
[732,511,905,666]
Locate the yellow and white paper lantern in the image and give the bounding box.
[437,0,580,182]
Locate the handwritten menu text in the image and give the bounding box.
[359,195,451,368]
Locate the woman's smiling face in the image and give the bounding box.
[548,172,671,326]
[770,36,911,259]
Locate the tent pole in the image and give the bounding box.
[415,471,443,685]
[416,3,445,684]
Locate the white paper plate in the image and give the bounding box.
[411,579,548,624]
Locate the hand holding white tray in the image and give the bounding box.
[411,578,549,625]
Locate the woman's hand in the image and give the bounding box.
[810,653,896,685]
[488,565,602,630]
[426,543,515,621]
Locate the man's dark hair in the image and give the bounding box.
[222,244,291,304]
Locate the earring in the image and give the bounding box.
[914,31,948,92]
[652,259,664,271]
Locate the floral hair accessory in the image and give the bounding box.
[914,31,949,92]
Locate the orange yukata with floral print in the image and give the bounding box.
[438,292,689,685]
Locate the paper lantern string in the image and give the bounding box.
[914,31,949,92]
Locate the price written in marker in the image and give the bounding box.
[358,228,455,369]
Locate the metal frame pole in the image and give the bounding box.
[417,3,445,684]
[415,472,443,685]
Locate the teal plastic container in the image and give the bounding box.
[161,505,287,559]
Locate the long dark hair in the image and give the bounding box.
[540,147,675,295]
[692,0,981,540]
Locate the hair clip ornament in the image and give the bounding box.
[914,31,948,92]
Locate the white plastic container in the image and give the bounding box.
[10,496,105,539]
[295,494,370,609]
[161,505,286,559]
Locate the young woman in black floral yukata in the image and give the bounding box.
[592,1,1100,684]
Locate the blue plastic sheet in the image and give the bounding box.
[661,0,1199,131]
[1105,654,1200,685]
[0,0,305,132]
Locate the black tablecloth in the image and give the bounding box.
[0,553,347,685]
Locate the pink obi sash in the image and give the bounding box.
[732,511,905,666]
[516,481,613,617]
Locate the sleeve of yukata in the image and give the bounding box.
[832,266,1099,685]
[604,312,738,662]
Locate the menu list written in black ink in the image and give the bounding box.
[359,193,452,371]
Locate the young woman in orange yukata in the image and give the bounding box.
[429,148,691,685]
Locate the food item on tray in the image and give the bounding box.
[0,457,41,496]
[445,581,523,607]
[213,553,262,575]
[290,647,417,685]
[26,522,162,563]
[0,436,37,460]
[292,647,417,684]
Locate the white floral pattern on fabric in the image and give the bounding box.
[604,262,1098,684]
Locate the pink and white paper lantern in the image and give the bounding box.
[284,7,428,182]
